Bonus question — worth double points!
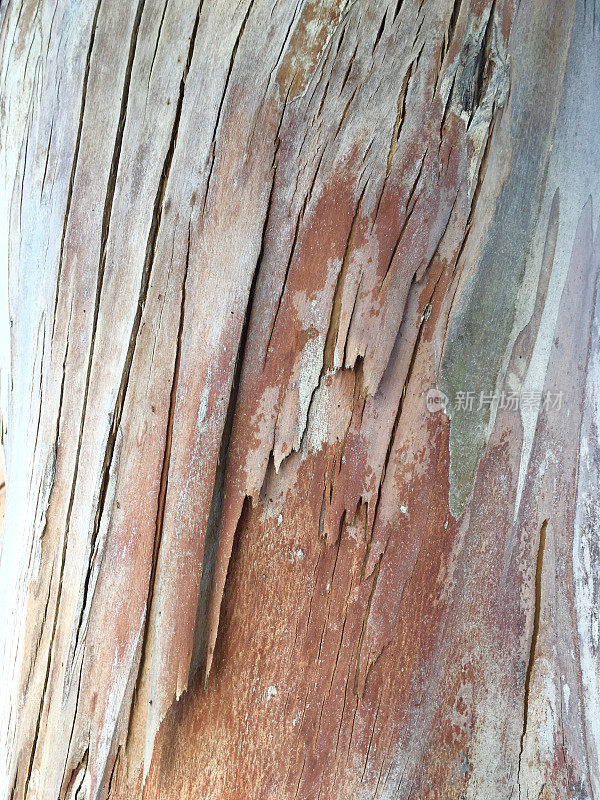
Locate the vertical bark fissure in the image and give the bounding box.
[263,197,305,364]
[68,0,148,667]
[201,0,255,214]
[32,5,202,783]
[392,0,405,24]
[21,4,104,794]
[108,0,204,647]
[517,518,548,792]
[144,223,188,678]
[368,295,429,542]
[353,552,384,700]
[201,161,277,683]
[468,0,496,124]
[95,5,204,778]
[51,0,103,340]
[59,653,86,797]
[148,0,169,83]
[120,223,190,786]
[323,183,366,371]
[138,223,191,685]
[40,117,53,198]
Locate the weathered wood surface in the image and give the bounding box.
[0,0,599,798]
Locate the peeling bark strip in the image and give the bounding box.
[0,0,598,798]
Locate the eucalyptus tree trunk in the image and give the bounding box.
[1,0,599,799]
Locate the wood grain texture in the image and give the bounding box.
[0,0,598,798]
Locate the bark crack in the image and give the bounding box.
[517,518,548,795]
[21,2,104,794]
[51,0,103,342]
[202,158,278,683]
[201,0,255,214]
[68,0,148,675]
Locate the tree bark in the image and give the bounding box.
[1,0,599,798]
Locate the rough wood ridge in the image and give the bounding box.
[0,0,598,798]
